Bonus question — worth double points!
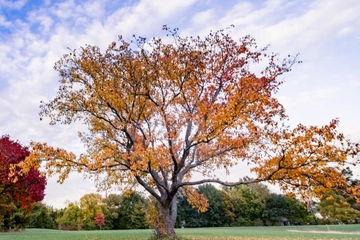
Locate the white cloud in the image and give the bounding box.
[27,12,54,34]
[0,14,11,27]
[51,0,77,20]
[0,0,27,9]
[191,8,215,26]
[296,86,341,106]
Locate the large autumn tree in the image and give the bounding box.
[21,26,359,238]
[0,136,46,231]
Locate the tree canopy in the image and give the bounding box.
[19,26,360,238]
[0,135,46,231]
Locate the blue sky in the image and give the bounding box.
[1,0,360,208]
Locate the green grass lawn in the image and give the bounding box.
[0,228,151,240]
[0,225,359,240]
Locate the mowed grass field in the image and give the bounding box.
[1,225,359,240]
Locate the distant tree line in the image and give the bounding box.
[176,183,312,227]
[27,179,360,230]
[30,192,150,230]
[2,135,358,232]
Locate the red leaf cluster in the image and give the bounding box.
[0,135,46,210]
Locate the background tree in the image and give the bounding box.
[176,190,204,228]
[79,193,105,230]
[224,181,269,226]
[2,204,33,231]
[0,136,46,232]
[56,202,83,230]
[265,194,289,226]
[103,193,122,229]
[284,195,312,225]
[318,191,360,224]
[116,191,149,229]
[21,27,360,238]
[94,212,105,230]
[315,168,360,224]
[197,184,231,227]
[263,193,311,226]
[264,193,288,226]
[30,202,57,229]
[177,184,231,228]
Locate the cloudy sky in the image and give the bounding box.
[1,0,359,208]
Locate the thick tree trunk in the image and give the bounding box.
[154,197,177,239]
[171,194,178,225]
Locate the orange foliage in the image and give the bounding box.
[183,186,209,212]
[253,119,360,200]
[18,26,360,238]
